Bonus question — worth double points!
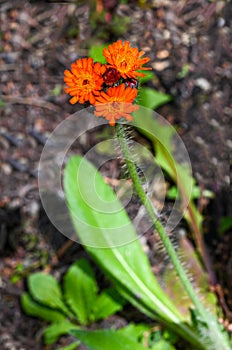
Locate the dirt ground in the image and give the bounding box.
[0,0,231,349]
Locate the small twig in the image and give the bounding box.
[0,95,60,111]
[0,64,16,71]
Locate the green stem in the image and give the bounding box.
[116,123,230,350]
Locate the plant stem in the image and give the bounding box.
[116,123,230,350]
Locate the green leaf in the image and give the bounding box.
[133,109,203,249]
[167,185,214,200]
[89,44,107,64]
[138,70,156,84]
[0,99,6,108]
[151,339,176,350]
[58,341,80,350]
[137,87,171,109]
[21,293,66,323]
[118,323,151,341]
[64,156,183,323]
[93,287,125,321]
[43,320,80,345]
[63,259,98,325]
[219,216,232,234]
[63,156,205,349]
[71,329,147,350]
[28,272,71,316]
[177,64,190,79]
[120,324,177,349]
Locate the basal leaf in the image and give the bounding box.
[64,156,182,323]
[118,323,151,341]
[70,329,147,350]
[93,287,125,321]
[151,339,176,350]
[21,293,65,323]
[28,272,71,316]
[63,156,205,349]
[43,320,80,345]
[63,259,98,325]
[58,341,81,350]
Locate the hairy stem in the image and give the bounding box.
[116,123,230,350]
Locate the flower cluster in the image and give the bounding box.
[64,40,151,126]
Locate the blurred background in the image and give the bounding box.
[0,0,231,349]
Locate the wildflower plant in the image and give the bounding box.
[64,40,150,126]
[32,41,232,349]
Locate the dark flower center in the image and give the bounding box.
[103,68,121,86]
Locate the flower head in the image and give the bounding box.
[103,67,121,86]
[64,58,106,105]
[94,84,139,126]
[103,40,151,79]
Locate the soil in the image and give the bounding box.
[0,0,231,349]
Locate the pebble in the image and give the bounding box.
[1,163,12,175]
[152,60,170,71]
[1,52,19,64]
[28,54,44,69]
[156,49,169,59]
[195,78,211,92]
[218,17,225,27]
[25,200,40,216]
[195,136,205,145]
[211,157,218,166]
[163,29,171,39]
[209,119,220,128]
[181,33,190,46]
[226,140,232,149]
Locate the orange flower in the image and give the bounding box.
[64,58,106,105]
[103,40,151,79]
[94,84,139,126]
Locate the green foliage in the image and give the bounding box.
[21,258,125,346]
[28,272,72,316]
[71,328,147,350]
[51,84,62,96]
[132,108,204,254]
[137,87,171,110]
[89,10,130,40]
[21,293,66,323]
[44,320,80,345]
[219,216,232,235]
[138,70,156,84]
[71,325,178,350]
[177,63,190,79]
[63,259,98,325]
[58,341,81,350]
[0,99,6,108]
[89,44,107,64]
[151,339,176,350]
[167,185,214,200]
[93,287,125,321]
[63,155,207,350]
